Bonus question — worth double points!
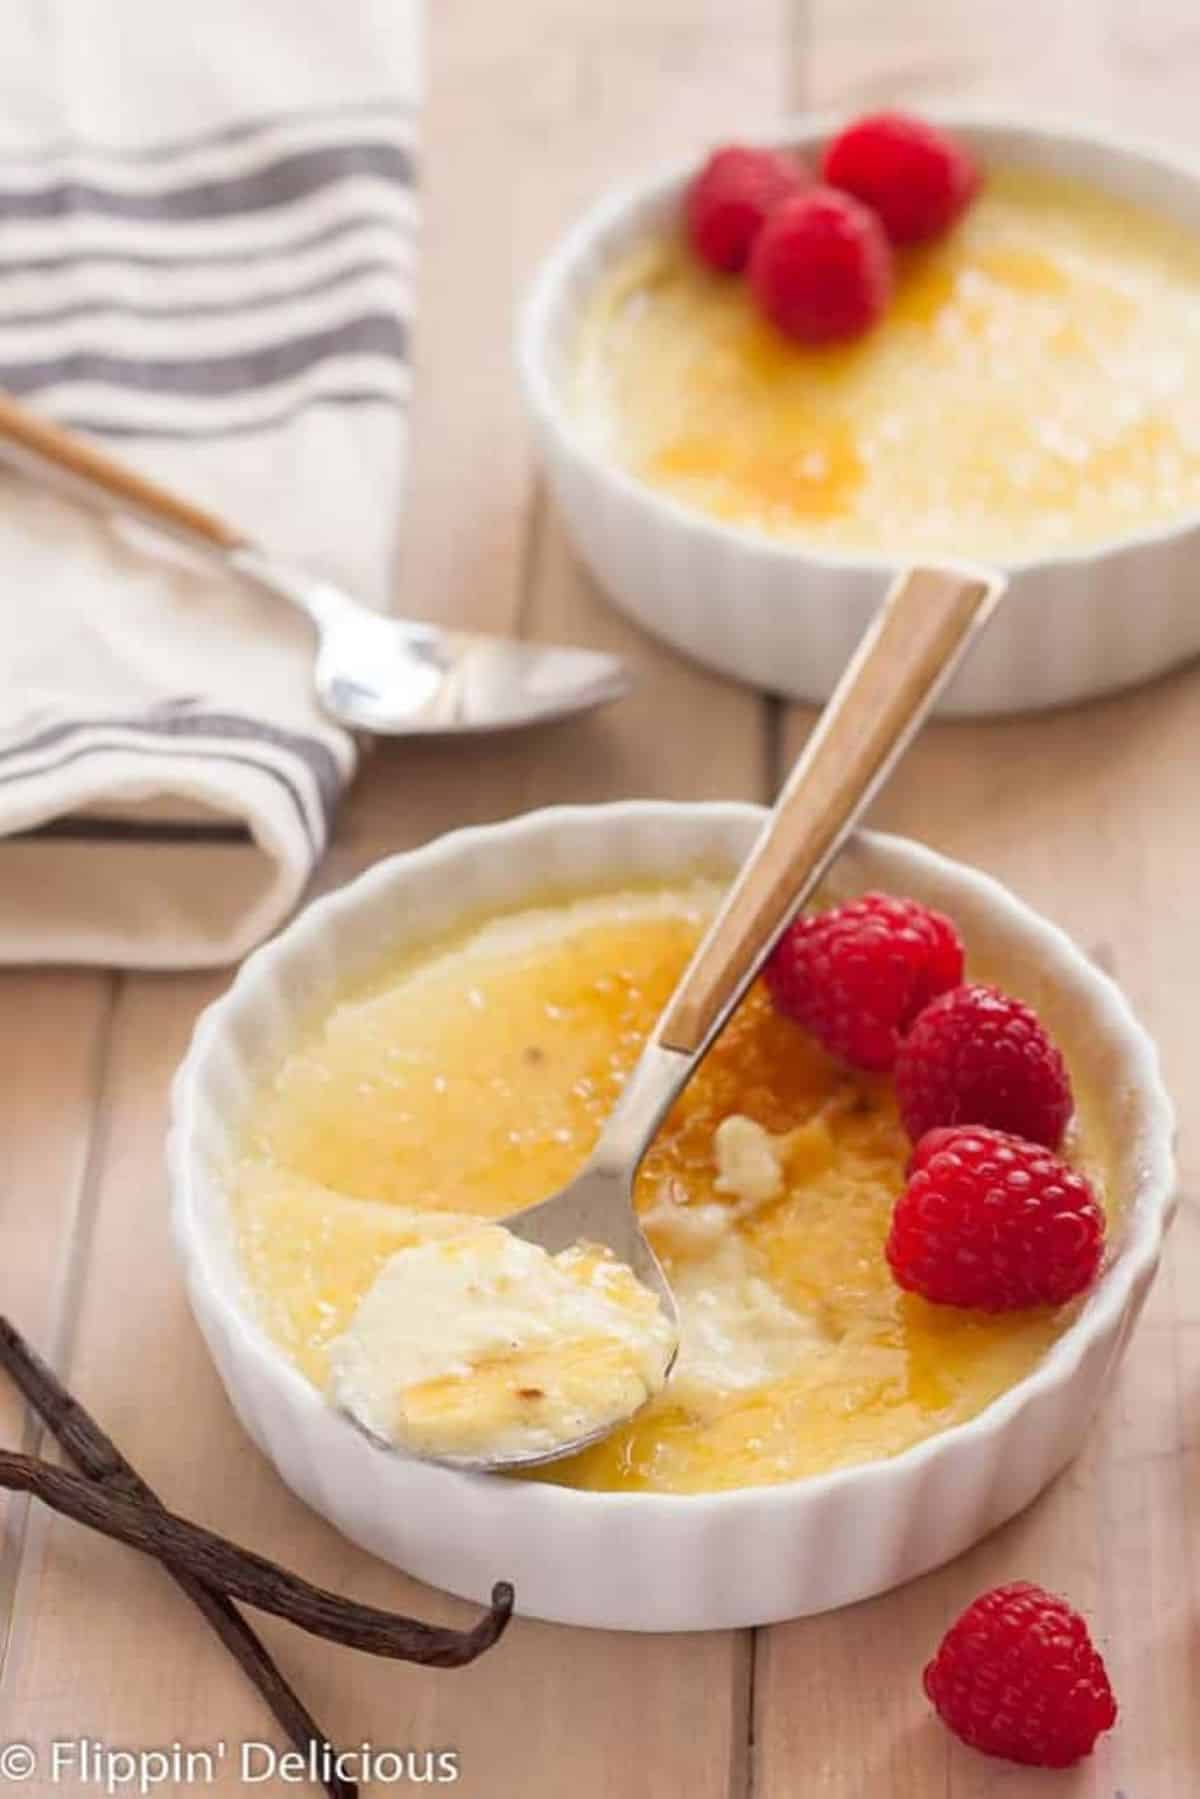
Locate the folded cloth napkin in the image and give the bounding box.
[0,0,420,968]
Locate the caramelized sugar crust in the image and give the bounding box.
[234,885,1106,1493]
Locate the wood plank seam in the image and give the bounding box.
[513,481,549,641]
[728,1626,757,1799]
[0,972,121,1691]
[764,696,788,803]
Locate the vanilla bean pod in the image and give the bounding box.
[0,1318,514,1799]
[0,1320,356,1799]
[0,1450,513,1663]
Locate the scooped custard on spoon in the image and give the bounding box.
[329,1221,676,1465]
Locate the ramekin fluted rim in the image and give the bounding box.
[169,803,1177,1534]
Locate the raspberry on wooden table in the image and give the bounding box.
[887,1125,1104,1310]
[747,186,893,344]
[684,145,809,272]
[821,111,980,246]
[763,892,963,1072]
[894,982,1073,1149]
[924,1581,1117,1767]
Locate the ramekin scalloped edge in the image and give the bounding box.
[168,804,1177,1631]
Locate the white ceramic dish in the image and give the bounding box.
[519,111,1200,716]
[169,803,1175,1631]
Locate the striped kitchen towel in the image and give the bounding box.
[0,0,419,968]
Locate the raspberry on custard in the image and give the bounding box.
[894,983,1073,1149]
[747,186,893,344]
[763,892,963,1072]
[684,144,809,273]
[924,1582,1117,1767]
[887,1125,1104,1310]
[821,111,980,246]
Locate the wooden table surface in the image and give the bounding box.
[4,3,1198,1793]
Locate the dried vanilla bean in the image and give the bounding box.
[0,1450,513,1663]
[0,1316,514,1798]
[0,1317,356,1799]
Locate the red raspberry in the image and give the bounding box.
[924,1582,1117,1767]
[747,187,893,344]
[764,892,962,1072]
[887,1126,1104,1309]
[895,983,1073,1149]
[685,145,809,273]
[821,111,980,246]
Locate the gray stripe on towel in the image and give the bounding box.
[0,312,406,399]
[0,738,321,853]
[0,141,412,223]
[0,258,405,330]
[0,709,345,842]
[65,387,399,441]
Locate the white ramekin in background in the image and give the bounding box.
[518,113,1200,716]
[169,804,1176,1631]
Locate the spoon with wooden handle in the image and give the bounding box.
[0,390,631,735]
[346,563,1006,1472]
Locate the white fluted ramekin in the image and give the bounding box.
[519,112,1200,715]
[169,805,1175,1631]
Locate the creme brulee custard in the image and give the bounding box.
[231,881,1114,1494]
[329,1222,675,1462]
[569,167,1200,559]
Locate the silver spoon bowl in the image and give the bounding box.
[0,393,632,736]
[230,549,631,734]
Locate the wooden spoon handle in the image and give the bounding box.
[0,388,246,551]
[657,565,1005,1058]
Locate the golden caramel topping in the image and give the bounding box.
[234,883,1110,1494]
[570,167,1200,559]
